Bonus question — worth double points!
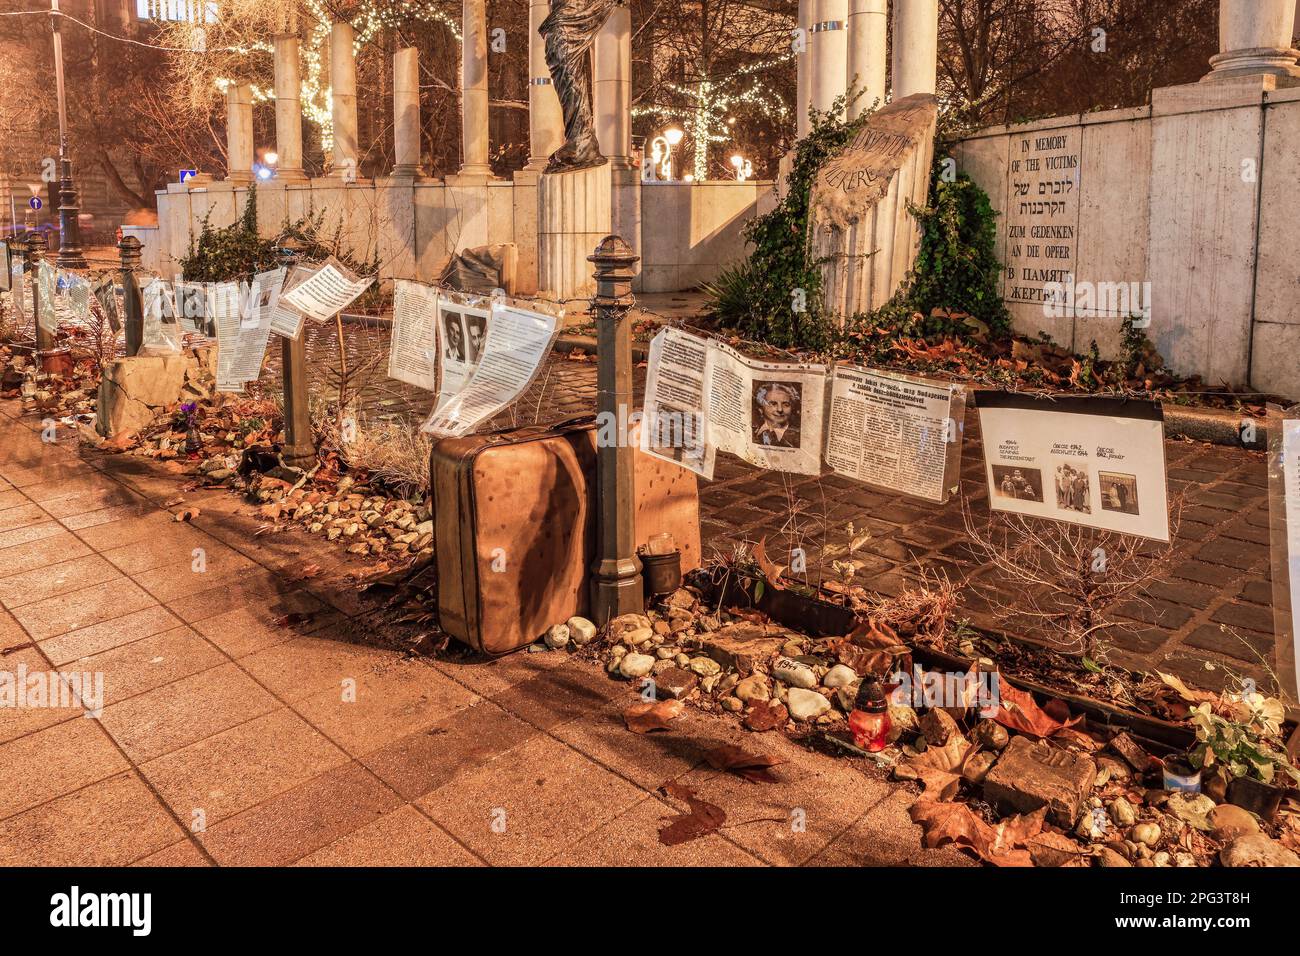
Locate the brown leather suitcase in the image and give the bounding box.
[431,416,701,655]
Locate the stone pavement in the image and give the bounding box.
[263,319,1279,697]
[289,319,1281,700]
[0,400,971,867]
[696,415,1281,698]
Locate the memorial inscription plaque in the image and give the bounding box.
[1004,129,1081,315]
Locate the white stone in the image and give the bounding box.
[823,664,858,689]
[618,653,655,679]
[688,657,721,678]
[735,675,771,703]
[787,687,833,720]
[543,624,570,649]
[773,657,818,689]
[1220,834,1300,868]
[566,616,598,646]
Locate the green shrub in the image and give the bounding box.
[179,184,381,288]
[704,95,872,351]
[859,167,1010,339]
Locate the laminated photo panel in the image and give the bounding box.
[1268,406,1300,705]
[975,392,1170,542]
[826,366,967,504]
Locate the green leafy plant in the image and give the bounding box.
[179,184,282,282]
[857,167,1010,340]
[704,94,872,350]
[1189,692,1300,785]
[179,185,381,293]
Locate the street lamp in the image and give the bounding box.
[730,154,753,182]
[645,127,684,182]
[49,0,87,269]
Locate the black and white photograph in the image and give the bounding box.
[1055,462,1092,514]
[1099,471,1140,515]
[442,308,466,363]
[992,465,1044,503]
[465,312,487,363]
[751,380,802,450]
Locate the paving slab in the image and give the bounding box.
[0,717,130,821]
[293,805,482,867]
[417,734,646,866]
[138,707,350,827]
[0,770,183,867]
[195,761,401,867]
[99,662,280,762]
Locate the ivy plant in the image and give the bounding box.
[704,94,872,350]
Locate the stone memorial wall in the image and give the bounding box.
[955,84,1300,401]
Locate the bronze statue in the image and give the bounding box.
[539,0,621,172]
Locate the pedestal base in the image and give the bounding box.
[1203,47,1300,84]
[538,163,612,300]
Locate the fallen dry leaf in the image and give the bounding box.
[832,618,910,678]
[743,700,788,733]
[752,537,785,591]
[703,744,786,783]
[274,612,314,628]
[909,800,1047,867]
[988,679,1083,738]
[658,782,726,846]
[623,698,685,734]
[895,732,974,801]
[1026,830,1091,867]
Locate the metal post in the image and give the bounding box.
[27,233,53,353]
[588,235,643,624]
[118,235,143,356]
[50,0,86,268]
[278,244,315,469]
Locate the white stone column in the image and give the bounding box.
[594,3,633,165]
[392,47,425,177]
[527,0,564,169]
[273,36,307,182]
[846,0,887,117]
[892,0,939,99]
[810,0,849,115]
[329,22,360,179]
[797,0,811,137]
[225,82,254,184]
[1204,0,1300,82]
[460,0,493,178]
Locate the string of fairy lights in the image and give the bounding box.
[633,50,793,181]
[17,1,793,180]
